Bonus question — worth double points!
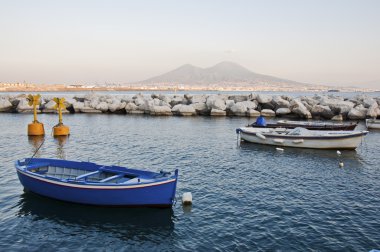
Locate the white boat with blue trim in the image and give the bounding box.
[236,127,368,150]
[366,119,380,129]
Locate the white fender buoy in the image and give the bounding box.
[337,150,341,156]
[339,160,344,168]
[273,138,284,144]
[182,192,192,205]
[256,133,266,140]
[292,139,304,144]
[276,147,284,152]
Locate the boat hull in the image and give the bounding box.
[15,159,178,207]
[238,129,367,150]
[366,119,380,129]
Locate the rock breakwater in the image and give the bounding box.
[1,93,379,120]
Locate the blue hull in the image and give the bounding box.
[15,159,178,207]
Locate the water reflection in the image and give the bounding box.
[53,136,68,159]
[16,192,175,239]
[27,136,45,158]
[239,141,359,158]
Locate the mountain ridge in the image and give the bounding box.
[138,61,307,86]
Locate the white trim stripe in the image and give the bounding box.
[17,169,176,190]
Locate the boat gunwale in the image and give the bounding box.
[239,128,368,140]
[16,168,177,190]
[250,121,357,130]
[15,158,178,190]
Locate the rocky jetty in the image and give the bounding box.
[0,93,379,120]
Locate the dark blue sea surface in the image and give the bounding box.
[0,113,379,251]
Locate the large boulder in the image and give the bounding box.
[257,94,272,104]
[225,100,235,110]
[362,97,376,108]
[0,98,13,112]
[261,109,275,117]
[43,100,56,110]
[367,102,379,118]
[189,95,207,104]
[230,101,257,116]
[158,94,172,105]
[311,105,334,119]
[276,108,291,116]
[177,105,196,116]
[272,96,290,108]
[133,95,146,107]
[108,101,127,113]
[120,95,134,104]
[80,107,102,113]
[136,99,154,113]
[125,102,143,114]
[319,97,355,115]
[206,96,226,111]
[210,109,226,116]
[170,95,186,107]
[72,101,85,113]
[150,105,172,116]
[42,100,69,114]
[171,104,182,114]
[230,103,247,116]
[290,99,312,119]
[247,109,260,117]
[16,98,37,113]
[95,102,108,112]
[347,105,367,120]
[192,102,208,115]
[184,93,192,101]
[302,96,318,107]
[89,98,100,109]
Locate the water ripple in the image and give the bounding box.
[0,114,379,251]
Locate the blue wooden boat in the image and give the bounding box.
[15,158,178,207]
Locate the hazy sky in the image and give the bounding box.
[0,0,379,87]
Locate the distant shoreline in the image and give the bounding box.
[0,86,376,93]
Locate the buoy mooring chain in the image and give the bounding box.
[27,94,45,136]
[182,192,192,205]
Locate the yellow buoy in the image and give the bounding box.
[27,94,45,136]
[53,97,70,136]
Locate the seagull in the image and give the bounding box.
[337,150,342,156]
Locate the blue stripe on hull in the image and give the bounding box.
[17,171,177,207]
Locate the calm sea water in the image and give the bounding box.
[0,113,379,251]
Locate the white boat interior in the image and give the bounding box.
[29,165,137,184]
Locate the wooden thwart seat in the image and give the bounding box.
[75,170,101,180]
[99,174,123,183]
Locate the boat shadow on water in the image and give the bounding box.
[16,192,175,239]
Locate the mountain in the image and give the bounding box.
[138,61,306,86]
